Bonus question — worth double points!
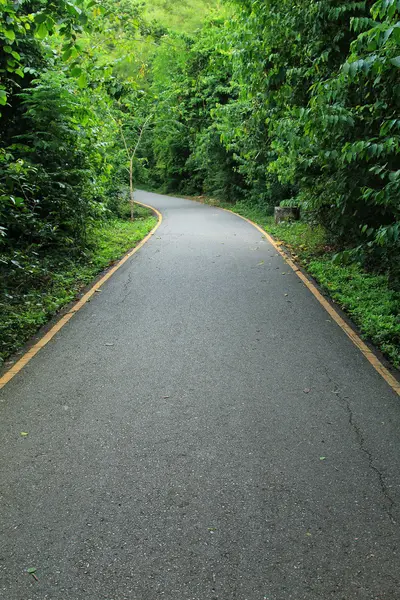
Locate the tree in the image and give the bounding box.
[118,107,153,220]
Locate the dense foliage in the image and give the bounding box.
[0,0,219,256]
[142,0,400,286]
[1,0,145,255]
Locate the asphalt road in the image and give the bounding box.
[1,191,400,600]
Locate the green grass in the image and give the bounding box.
[190,196,400,369]
[0,209,157,365]
[307,261,400,367]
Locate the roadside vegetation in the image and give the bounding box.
[1,0,399,368]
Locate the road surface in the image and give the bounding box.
[1,191,399,599]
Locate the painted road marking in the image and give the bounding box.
[2,197,399,397]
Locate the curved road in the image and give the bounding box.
[1,190,400,599]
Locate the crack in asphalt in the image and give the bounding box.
[325,368,396,524]
[118,270,133,305]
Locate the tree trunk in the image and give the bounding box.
[129,159,134,221]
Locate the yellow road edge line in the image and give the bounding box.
[0,202,162,390]
[219,207,400,397]
[3,196,398,396]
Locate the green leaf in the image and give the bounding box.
[78,73,88,89]
[62,48,73,61]
[70,66,82,77]
[0,90,7,106]
[34,13,48,24]
[67,1,82,16]
[383,27,394,45]
[35,22,48,40]
[390,56,400,67]
[4,29,16,42]
[27,568,37,574]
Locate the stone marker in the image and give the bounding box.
[274,206,300,224]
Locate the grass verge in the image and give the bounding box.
[0,207,157,366]
[191,196,400,370]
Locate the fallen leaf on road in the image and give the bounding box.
[303,388,311,394]
[105,343,114,347]
[258,261,264,265]
[284,293,288,297]
[27,567,39,581]
[320,456,326,461]
[20,432,29,437]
